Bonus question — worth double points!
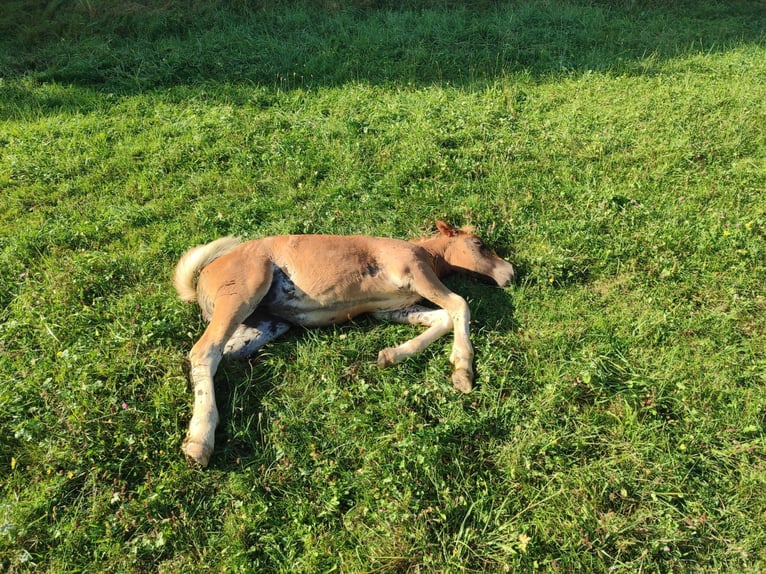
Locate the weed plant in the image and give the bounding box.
[1,1,765,572]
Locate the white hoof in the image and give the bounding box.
[182,439,213,468]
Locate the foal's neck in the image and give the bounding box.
[413,235,453,278]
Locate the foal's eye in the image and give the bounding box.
[472,238,484,248]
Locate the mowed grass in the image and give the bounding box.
[1,1,765,572]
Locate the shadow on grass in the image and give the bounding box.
[444,274,517,334]
[212,352,285,469]
[2,0,764,99]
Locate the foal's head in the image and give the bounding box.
[434,221,516,287]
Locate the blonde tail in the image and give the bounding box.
[173,236,241,303]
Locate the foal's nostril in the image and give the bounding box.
[496,264,516,287]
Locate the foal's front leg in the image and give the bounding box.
[373,305,453,366]
[373,298,474,394]
[406,266,474,393]
[439,293,474,393]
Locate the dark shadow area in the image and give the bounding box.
[444,274,518,334]
[2,0,764,96]
[211,351,285,469]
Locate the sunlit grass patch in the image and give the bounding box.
[1,1,765,572]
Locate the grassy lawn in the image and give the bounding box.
[1,1,765,571]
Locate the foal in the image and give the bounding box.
[174,221,515,467]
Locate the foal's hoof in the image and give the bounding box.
[182,439,212,468]
[377,348,398,368]
[451,370,473,394]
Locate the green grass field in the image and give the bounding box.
[1,1,765,571]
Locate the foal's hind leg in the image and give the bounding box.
[224,311,291,360]
[183,259,274,467]
[183,313,288,466]
[184,311,244,467]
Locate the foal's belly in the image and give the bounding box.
[261,266,419,327]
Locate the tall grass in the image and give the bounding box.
[1,1,765,572]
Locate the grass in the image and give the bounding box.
[1,0,765,571]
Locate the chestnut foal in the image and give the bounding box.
[174,221,515,466]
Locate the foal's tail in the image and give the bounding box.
[173,236,241,303]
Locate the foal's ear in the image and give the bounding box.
[435,220,459,237]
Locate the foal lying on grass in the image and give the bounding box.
[174,221,515,467]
